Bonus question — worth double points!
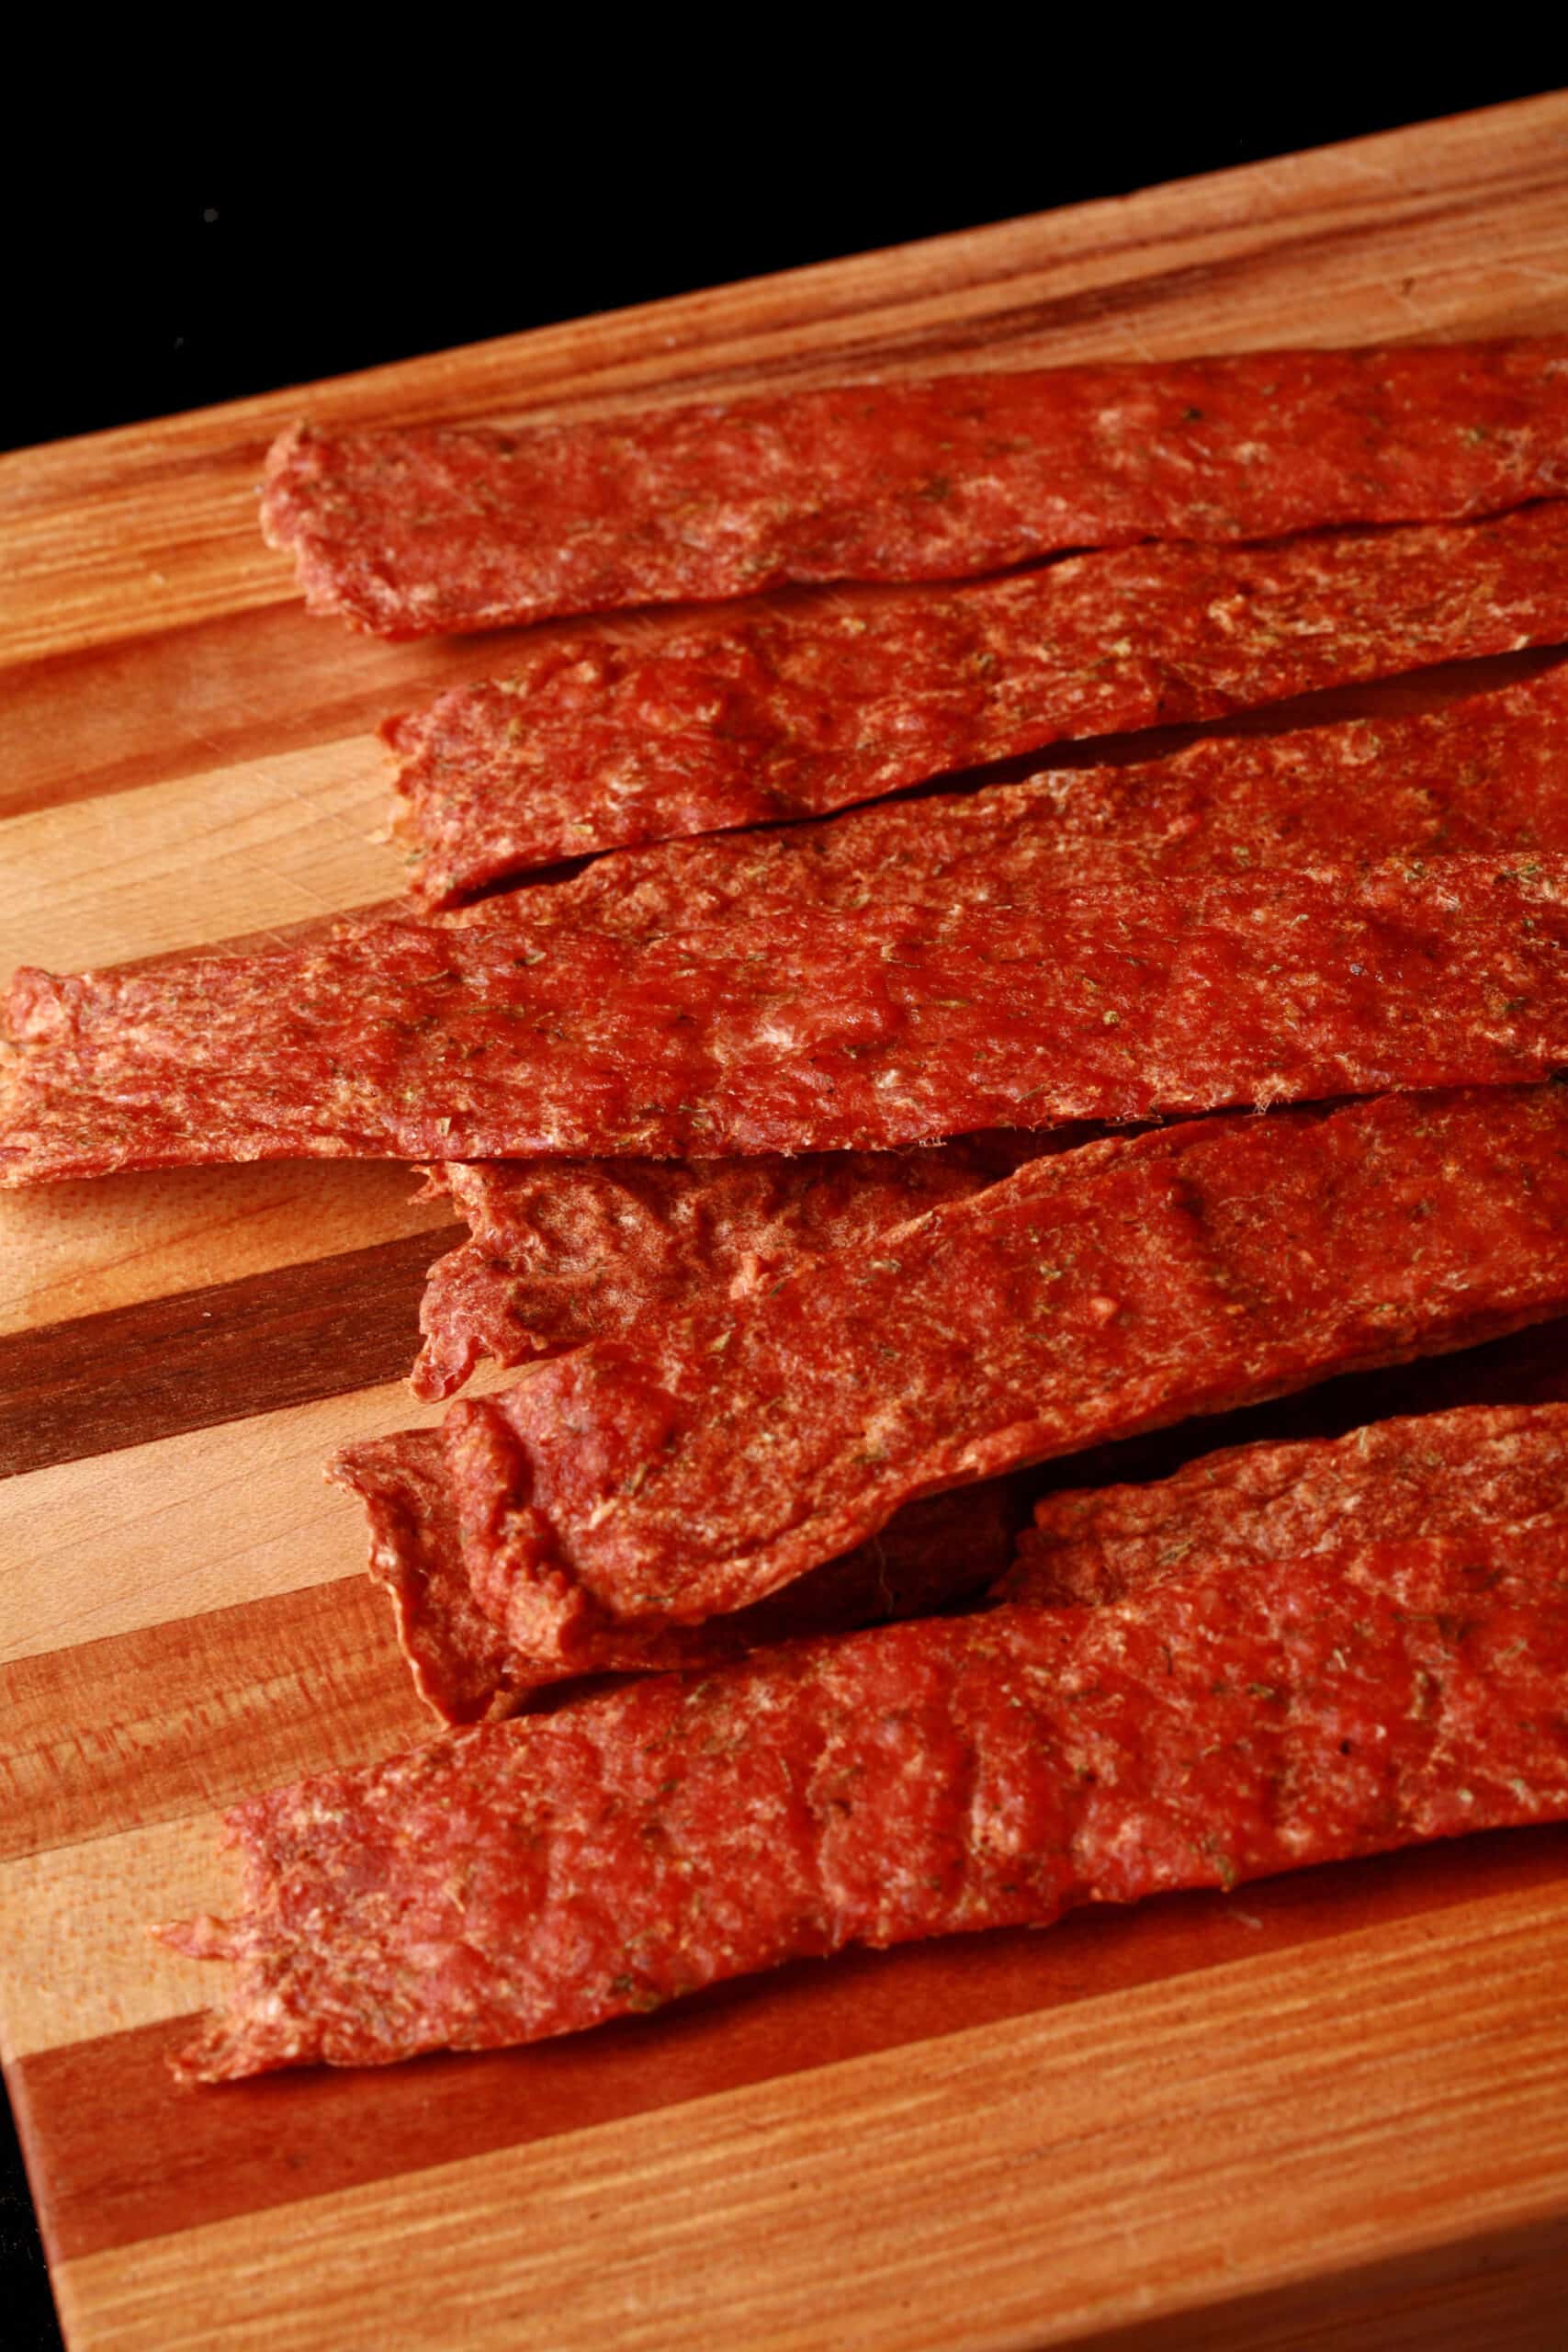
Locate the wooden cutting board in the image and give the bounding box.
[6,96,1568,2352]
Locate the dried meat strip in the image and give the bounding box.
[164,1522,1568,2077]
[1005,1401,1568,1608]
[414,663,1568,1397]
[413,1135,1053,1400]
[7,857,1568,1182]
[263,339,1568,641]
[389,501,1568,900]
[432,659,1568,932]
[331,1086,1568,1686]
[342,1430,1027,1724]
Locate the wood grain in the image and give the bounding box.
[0,1227,459,1479]
[43,1888,1568,2352]
[0,1160,451,1343]
[9,1826,1566,2266]
[0,1579,421,1863]
[4,93,1568,2352]
[0,1380,452,1664]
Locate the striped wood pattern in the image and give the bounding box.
[4,94,1568,2352]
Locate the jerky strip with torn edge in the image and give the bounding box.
[413,1135,1055,1401]
[7,855,1568,1182]
[163,1521,1568,2078]
[331,1085,1568,1690]
[388,499,1568,900]
[343,1442,1029,1724]
[263,337,1568,642]
[1003,1399,1568,1608]
[413,662,1568,1398]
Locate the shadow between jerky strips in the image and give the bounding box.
[264,338,1568,646]
[6,855,1568,1181]
[412,662,1568,1401]
[388,498,1568,902]
[164,1521,1568,2079]
[330,1085,1568,1702]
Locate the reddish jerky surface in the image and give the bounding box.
[388,501,1568,900]
[261,339,1568,643]
[164,1527,1568,2078]
[414,1135,1053,1400]
[409,664,1568,1398]
[331,1088,1568,1678]
[336,1430,1026,1724]
[432,661,1568,933]
[7,857,1568,1182]
[1007,1401,1568,1608]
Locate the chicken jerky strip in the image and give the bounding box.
[415,664,1568,1397]
[6,857,1568,1182]
[332,1086,1568,1682]
[165,1522,1568,2078]
[389,499,1568,899]
[264,337,1568,642]
[1006,1400,1568,1608]
[341,1438,1027,1724]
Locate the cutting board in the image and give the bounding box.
[6,96,1568,2352]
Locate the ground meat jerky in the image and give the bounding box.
[428,659,1568,931]
[164,1523,1568,2078]
[7,857,1568,1182]
[413,1135,1053,1400]
[331,1086,1568,1683]
[338,1435,1028,1724]
[388,500,1568,899]
[262,339,1568,641]
[1006,1401,1568,1608]
[407,665,1568,1398]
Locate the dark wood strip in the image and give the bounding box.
[17,1820,1568,2267]
[0,1226,463,1480]
[1086,2212,1568,2352]
[0,1579,424,1864]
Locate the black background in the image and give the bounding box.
[6,71,1567,2350]
[7,72,1568,455]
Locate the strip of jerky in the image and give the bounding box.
[413,1135,1052,1400]
[435,658,1568,933]
[262,338,1568,640]
[330,1086,1568,1682]
[388,500,1568,900]
[163,1522,1568,2078]
[1005,1401,1568,1607]
[342,1434,1028,1724]
[7,856,1568,1182]
[415,662,1568,1397]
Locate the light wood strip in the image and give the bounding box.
[3,99,1566,667]
[0,1377,457,1664]
[0,603,525,824]
[0,734,400,971]
[0,1160,450,1342]
[47,1884,1568,2352]
[0,1579,420,1864]
[0,1814,228,2061]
